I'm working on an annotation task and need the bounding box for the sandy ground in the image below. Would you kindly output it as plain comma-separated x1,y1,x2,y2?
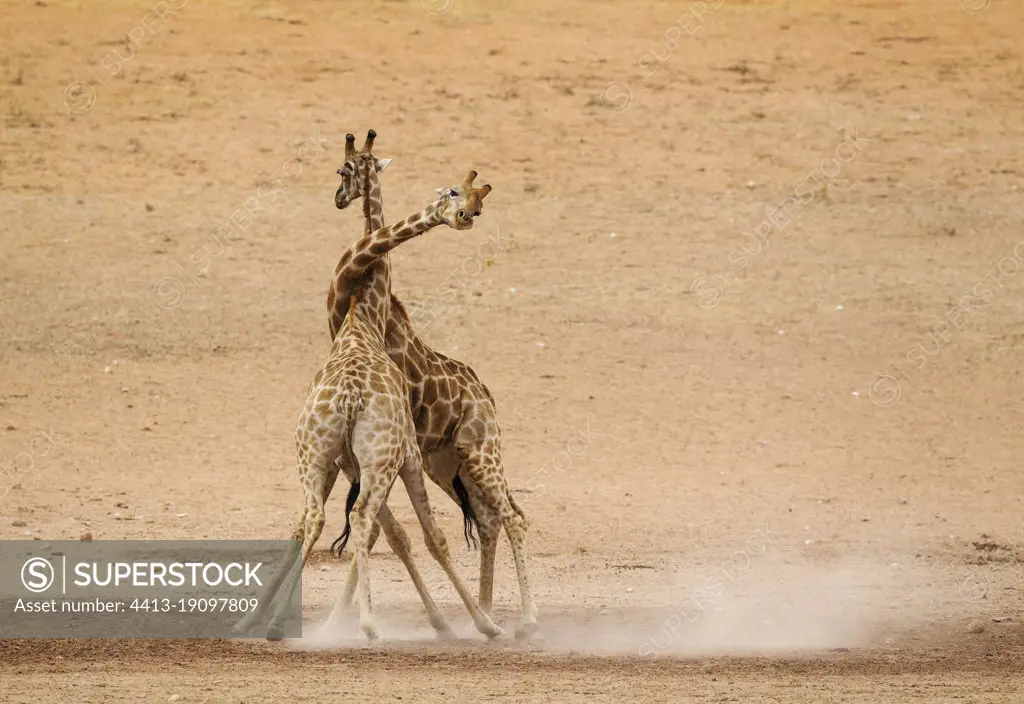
1,0,1023,700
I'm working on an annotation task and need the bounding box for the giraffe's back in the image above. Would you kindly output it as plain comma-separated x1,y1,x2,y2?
384,296,500,454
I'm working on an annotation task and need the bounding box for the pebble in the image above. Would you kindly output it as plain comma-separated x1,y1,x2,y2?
80,531,93,541
11,520,27,527
966,619,985,634
169,696,182,702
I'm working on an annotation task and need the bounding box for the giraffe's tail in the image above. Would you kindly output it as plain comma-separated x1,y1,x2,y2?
330,390,363,558
452,471,480,550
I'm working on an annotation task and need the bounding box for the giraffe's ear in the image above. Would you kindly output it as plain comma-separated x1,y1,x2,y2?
375,158,392,173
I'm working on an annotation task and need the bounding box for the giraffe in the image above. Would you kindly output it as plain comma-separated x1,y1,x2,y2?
324,130,539,638
232,172,503,642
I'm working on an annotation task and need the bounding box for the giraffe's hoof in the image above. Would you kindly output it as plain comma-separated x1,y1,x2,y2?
265,623,286,641
362,624,381,641
434,625,458,642
480,621,505,640
514,622,539,640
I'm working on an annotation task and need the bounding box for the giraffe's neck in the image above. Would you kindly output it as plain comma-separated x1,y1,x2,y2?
348,203,448,342
363,169,385,234
347,168,391,341
370,199,449,252
328,194,449,340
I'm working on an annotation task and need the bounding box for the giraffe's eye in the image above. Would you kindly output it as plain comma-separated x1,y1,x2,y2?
449,189,458,197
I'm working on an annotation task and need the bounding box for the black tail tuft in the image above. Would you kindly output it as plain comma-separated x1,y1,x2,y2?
331,480,361,558
452,472,480,550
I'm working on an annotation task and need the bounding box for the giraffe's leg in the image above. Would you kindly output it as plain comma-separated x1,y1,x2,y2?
348,466,392,641
266,473,330,639
459,449,539,638
422,452,499,613
230,509,305,636
399,455,504,639
472,495,502,617
338,516,381,612
333,457,383,558
319,461,395,634
240,448,344,638
322,503,455,639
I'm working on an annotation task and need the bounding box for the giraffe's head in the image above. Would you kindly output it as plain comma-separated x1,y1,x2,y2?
334,129,392,210
435,170,493,230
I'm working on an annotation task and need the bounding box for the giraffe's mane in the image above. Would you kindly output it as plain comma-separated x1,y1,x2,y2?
343,284,370,331
389,293,410,322
360,162,373,224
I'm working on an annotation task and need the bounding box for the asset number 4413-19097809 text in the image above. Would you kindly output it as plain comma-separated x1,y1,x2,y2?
129,597,258,613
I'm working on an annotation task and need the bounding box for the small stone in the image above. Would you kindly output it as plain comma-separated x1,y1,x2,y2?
835,305,843,310
625,587,633,593
898,498,908,505
103,366,112,373
966,619,985,634
5,424,16,431
80,531,93,541
992,616,1012,623
11,520,27,527
319,566,329,572
168,696,181,703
